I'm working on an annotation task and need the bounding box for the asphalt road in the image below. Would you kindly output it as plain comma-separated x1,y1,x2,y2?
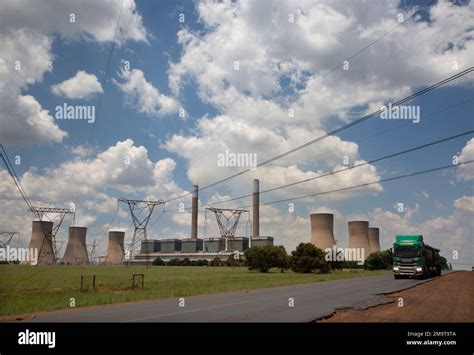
23,273,433,322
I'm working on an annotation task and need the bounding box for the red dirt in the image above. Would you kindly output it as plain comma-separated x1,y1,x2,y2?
320,271,473,322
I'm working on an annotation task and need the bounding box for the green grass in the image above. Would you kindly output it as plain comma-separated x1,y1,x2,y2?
0,265,389,316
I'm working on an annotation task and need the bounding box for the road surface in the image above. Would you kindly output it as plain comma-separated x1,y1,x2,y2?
20,273,435,322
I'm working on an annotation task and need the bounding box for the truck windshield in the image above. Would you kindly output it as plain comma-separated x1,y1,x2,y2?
394,245,420,257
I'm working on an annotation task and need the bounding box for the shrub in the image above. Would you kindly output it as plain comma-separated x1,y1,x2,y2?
167,258,181,266
152,257,166,266
182,258,191,266
365,250,392,270
210,257,222,267
289,243,329,273
244,245,289,273
226,254,243,267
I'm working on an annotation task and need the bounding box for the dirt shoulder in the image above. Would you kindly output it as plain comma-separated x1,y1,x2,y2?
319,271,473,322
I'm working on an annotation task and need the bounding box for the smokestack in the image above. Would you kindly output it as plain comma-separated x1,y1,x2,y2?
191,185,198,239
348,221,371,261
368,227,381,254
106,231,125,265
26,221,55,264
310,213,336,251
62,227,89,264
252,179,259,239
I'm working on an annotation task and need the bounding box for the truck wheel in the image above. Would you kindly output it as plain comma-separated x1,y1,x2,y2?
394,274,400,279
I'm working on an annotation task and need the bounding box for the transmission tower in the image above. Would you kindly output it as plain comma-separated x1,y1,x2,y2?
119,198,164,267
206,207,249,252
30,207,75,264
87,239,100,265
0,231,18,249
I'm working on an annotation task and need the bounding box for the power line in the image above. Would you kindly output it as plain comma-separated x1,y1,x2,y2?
149,96,474,226
181,160,474,213
84,0,124,162
151,129,473,217
0,147,33,211
245,160,474,209
162,67,474,205
167,4,429,184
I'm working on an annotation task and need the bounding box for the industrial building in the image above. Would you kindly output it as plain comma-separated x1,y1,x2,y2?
251,236,274,247
140,239,161,253
160,239,182,253
310,213,336,251
347,221,371,261
62,226,89,264
181,238,203,253
131,180,273,264
106,231,125,265
368,227,381,254
26,221,55,265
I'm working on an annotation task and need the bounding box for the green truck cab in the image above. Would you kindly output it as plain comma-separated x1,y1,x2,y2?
392,235,442,279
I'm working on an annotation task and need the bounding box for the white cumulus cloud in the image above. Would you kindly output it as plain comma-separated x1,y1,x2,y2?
51,71,103,99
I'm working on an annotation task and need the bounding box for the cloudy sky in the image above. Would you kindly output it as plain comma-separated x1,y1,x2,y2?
0,0,472,269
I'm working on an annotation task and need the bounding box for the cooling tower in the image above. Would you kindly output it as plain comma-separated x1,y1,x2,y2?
348,221,371,261
310,213,336,251
368,227,381,254
62,226,89,264
191,185,198,239
253,179,259,239
106,231,125,265
26,221,55,264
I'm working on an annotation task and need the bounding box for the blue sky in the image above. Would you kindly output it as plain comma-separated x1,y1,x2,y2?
0,0,472,269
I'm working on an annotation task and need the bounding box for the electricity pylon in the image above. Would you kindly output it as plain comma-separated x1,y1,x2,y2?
206,207,249,252
119,198,164,267
30,206,75,264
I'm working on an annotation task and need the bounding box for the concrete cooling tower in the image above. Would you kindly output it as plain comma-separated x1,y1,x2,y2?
368,227,381,254
348,221,371,261
310,213,336,251
25,221,55,264
106,231,125,265
62,226,89,264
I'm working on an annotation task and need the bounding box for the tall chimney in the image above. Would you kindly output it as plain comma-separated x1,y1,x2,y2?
253,179,259,239
191,185,198,239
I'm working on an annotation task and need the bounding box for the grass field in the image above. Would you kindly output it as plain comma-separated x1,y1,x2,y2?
0,265,389,317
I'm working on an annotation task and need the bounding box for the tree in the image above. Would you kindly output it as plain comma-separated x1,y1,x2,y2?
289,243,329,273
182,258,191,266
244,245,289,273
365,250,392,270
210,257,222,267
440,256,449,270
152,257,166,266
167,258,181,266
226,254,243,267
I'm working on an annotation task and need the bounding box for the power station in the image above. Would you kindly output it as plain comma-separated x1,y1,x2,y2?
106,231,125,265
368,227,381,254
310,213,336,251
348,221,371,261
62,227,89,264
20,177,383,265
26,221,55,265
